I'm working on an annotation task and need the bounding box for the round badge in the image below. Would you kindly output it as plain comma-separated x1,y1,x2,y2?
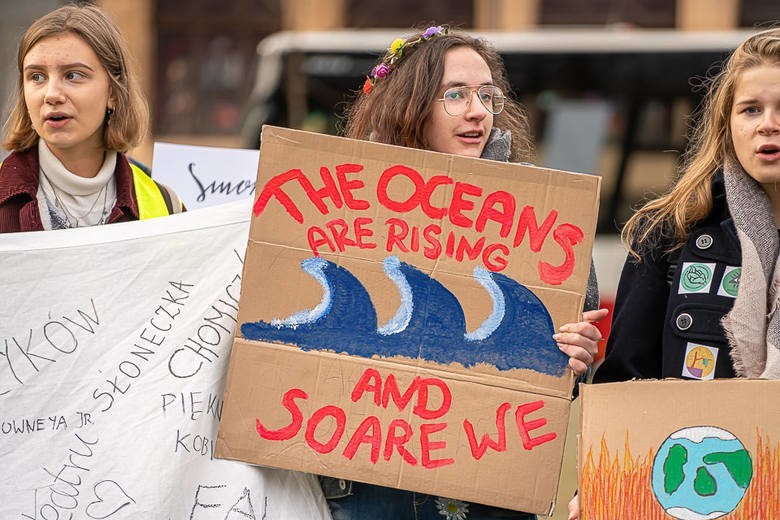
684,345,716,379
680,264,712,292
721,268,741,297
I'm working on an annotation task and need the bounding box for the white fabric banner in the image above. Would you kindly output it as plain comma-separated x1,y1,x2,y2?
0,200,331,520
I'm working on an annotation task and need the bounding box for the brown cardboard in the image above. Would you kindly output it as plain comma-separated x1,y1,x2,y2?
216,126,601,514
579,379,780,519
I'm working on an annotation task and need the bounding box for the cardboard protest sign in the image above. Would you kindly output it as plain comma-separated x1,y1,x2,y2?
0,201,330,520
579,379,780,519
151,142,259,209
215,126,601,514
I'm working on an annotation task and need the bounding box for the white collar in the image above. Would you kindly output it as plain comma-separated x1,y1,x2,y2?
38,140,117,196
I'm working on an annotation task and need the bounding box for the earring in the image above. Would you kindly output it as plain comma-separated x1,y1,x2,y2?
106,107,114,121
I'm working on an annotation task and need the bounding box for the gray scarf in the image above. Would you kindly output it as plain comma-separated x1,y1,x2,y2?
481,127,512,162
721,158,780,379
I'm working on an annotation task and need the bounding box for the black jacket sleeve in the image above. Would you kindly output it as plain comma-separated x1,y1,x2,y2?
592,247,670,382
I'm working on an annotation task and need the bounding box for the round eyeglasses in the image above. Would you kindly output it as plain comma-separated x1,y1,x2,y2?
436,85,505,116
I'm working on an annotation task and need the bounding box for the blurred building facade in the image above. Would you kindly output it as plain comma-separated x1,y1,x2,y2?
116,0,779,142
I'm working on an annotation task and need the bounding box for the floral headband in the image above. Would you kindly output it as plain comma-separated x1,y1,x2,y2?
363,25,448,94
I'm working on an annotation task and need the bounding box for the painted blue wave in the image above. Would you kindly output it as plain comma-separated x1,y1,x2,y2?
241,257,379,356
241,256,568,376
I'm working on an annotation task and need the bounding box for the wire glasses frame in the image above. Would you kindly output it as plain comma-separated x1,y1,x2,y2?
436,85,505,116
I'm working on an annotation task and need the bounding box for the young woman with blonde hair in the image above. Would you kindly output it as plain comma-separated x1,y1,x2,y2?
596,27,780,384
0,3,180,233
572,24,780,520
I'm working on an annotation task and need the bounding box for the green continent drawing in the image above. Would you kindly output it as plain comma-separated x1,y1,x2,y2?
703,449,753,488
694,467,717,496
663,443,688,494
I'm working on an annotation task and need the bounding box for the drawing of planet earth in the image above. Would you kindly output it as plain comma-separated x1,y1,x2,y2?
651,426,752,520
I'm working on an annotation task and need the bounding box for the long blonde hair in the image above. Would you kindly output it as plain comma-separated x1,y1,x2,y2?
4,3,148,153
343,27,533,163
624,27,780,260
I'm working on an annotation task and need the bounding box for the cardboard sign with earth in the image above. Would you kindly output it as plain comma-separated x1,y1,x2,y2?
215,126,601,514
579,379,780,519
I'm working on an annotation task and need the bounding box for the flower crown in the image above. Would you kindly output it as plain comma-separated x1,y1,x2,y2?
363,25,448,94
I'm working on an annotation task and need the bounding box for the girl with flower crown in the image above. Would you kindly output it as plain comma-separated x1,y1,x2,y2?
321,25,608,520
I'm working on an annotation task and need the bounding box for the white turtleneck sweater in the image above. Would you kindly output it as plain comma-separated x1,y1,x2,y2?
36,141,118,229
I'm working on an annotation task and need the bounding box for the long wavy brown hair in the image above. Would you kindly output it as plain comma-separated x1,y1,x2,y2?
4,3,149,153
342,27,533,163
624,27,780,260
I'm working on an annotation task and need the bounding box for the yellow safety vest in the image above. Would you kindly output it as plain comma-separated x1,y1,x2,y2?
130,163,180,219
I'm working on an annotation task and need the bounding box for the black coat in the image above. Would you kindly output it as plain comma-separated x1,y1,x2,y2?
594,172,739,382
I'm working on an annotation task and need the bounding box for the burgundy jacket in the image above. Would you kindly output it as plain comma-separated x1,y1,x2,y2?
0,147,141,233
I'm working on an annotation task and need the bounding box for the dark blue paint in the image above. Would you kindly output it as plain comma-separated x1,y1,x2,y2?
240,257,567,376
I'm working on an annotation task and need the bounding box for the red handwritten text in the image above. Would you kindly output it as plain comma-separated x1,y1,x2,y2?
255,368,557,468
253,162,583,284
